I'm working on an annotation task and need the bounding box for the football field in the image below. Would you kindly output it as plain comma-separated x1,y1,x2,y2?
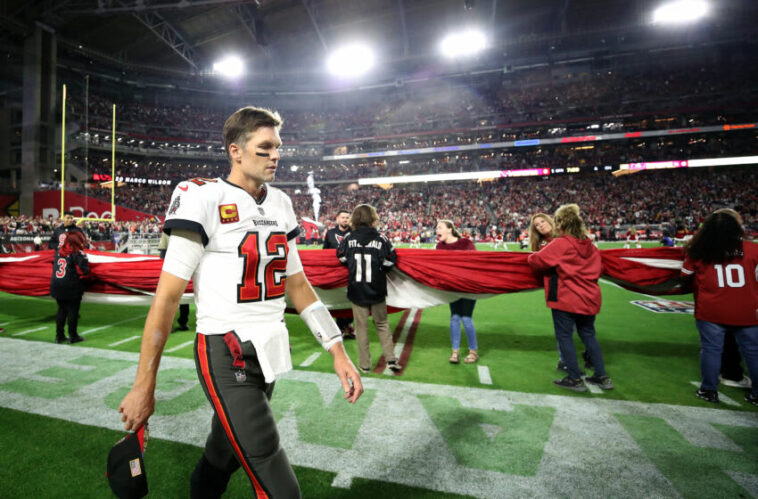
0,244,757,498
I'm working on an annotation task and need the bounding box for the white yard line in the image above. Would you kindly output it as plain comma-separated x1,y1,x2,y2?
477,365,493,385
689,381,740,407
583,379,604,394
12,326,49,336
166,340,194,353
331,471,353,489
383,308,418,375
300,352,322,367
80,315,146,336
109,335,141,347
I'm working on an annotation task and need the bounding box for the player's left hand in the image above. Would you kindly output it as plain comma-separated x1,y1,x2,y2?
330,344,363,403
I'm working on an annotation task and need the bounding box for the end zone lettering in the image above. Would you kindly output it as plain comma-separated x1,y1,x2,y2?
631,299,694,314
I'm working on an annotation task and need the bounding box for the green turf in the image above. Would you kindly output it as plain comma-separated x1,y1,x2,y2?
0,407,469,499
0,266,754,409
1,242,757,497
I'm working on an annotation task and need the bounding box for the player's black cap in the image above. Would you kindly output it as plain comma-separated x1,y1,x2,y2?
106,424,148,499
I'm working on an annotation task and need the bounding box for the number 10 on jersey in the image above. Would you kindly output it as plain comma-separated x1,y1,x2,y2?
237,231,288,302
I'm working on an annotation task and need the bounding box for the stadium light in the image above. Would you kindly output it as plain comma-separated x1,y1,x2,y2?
652,0,709,24
212,55,245,79
327,43,375,78
440,29,486,58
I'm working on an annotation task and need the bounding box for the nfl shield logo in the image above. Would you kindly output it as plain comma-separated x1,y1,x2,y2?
168,196,181,215
235,370,246,383
258,207,265,216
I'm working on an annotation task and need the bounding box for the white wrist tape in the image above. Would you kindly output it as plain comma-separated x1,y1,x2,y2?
300,301,343,351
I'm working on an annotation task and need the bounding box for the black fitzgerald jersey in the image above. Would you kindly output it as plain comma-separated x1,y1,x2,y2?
336,227,397,306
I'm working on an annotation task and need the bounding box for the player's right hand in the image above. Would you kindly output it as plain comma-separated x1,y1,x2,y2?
118,387,155,431
331,348,364,404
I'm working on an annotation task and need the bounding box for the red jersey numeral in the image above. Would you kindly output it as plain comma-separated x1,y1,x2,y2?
55,258,67,278
237,232,289,303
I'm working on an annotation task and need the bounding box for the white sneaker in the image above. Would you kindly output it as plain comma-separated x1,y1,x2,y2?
719,375,752,389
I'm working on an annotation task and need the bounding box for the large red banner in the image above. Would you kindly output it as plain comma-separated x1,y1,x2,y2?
33,191,161,222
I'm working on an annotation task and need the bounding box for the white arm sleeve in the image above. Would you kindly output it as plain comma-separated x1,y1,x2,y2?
299,300,343,351
286,238,303,276
162,229,204,281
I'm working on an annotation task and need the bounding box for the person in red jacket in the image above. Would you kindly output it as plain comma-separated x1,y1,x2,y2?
436,219,479,364
528,204,613,392
528,212,595,373
681,209,758,406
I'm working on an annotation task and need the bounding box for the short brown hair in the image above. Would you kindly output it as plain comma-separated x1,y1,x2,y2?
223,106,283,161
554,204,588,239
350,204,379,229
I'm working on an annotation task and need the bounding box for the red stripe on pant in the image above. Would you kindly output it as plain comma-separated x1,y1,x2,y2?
197,334,269,499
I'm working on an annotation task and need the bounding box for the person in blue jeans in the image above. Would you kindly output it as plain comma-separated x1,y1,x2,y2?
436,220,479,364
680,209,758,406
528,204,613,392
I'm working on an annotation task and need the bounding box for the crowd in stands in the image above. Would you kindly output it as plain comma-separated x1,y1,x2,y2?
76,129,757,187
283,166,756,241
1,215,162,242
6,164,757,250
66,62,758,146
18,57,756,248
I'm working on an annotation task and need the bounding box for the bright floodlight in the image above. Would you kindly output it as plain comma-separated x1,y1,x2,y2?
440,29,486,58
652,0,709,24
327,43,375,78
213,55,245,78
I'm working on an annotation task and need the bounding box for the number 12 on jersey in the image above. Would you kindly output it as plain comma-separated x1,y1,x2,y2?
237,231,288,302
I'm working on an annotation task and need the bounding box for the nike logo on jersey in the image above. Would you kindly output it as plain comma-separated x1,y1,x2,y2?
178,184,189,191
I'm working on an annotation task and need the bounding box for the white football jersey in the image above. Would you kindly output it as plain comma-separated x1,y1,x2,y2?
164,177,300,334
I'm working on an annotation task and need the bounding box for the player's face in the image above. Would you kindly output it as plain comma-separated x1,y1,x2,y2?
336,212,349,229
230,126,282,186
63,214,74,226
534,217,552,236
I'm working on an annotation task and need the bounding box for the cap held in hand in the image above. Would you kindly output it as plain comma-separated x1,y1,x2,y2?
106,424,148,499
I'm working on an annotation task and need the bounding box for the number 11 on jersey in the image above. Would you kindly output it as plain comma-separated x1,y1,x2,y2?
354,253,372,283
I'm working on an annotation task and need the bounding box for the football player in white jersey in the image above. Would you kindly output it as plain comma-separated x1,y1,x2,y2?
118,107,363,498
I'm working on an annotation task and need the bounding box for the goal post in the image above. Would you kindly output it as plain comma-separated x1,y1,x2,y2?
59,83,117,223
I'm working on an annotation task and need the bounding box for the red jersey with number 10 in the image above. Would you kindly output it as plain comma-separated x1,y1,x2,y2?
681,241,758,325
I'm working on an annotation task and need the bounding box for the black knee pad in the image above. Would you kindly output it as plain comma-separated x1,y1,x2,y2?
190,454,235,499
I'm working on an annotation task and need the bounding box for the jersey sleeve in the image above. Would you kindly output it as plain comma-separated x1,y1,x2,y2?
322,229,335,249
281,193,301,241
163,180,215,245
680,255,695,277
75,252,90,276
336,235,349,265
381,235,397,270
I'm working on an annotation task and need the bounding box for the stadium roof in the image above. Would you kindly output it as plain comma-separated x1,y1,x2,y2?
1,0,757,89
